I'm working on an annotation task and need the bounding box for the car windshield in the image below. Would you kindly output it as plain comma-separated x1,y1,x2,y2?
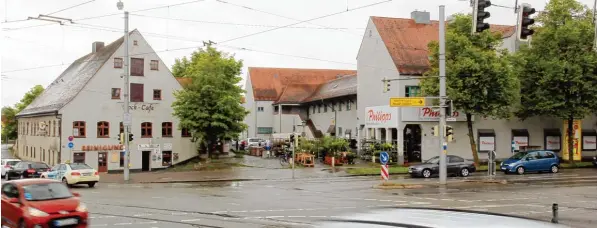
22,183,72,201
6,161,20,166
510,152,528,160
249,139,260,142
30,163,49,169
424,157,440,164
69,164,92,170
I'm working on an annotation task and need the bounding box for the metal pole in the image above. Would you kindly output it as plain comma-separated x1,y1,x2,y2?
551,203,559,223
593,0,597,52
438,5,447,185
123,11,131,181
292,136,295,179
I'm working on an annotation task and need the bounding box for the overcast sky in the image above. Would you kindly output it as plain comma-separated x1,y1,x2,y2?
1,0,595,107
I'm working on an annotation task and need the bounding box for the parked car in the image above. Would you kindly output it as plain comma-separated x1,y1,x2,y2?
4,161,50,180
1,158,21,178
500,150,560,175
316,207,568,228
1,179,88,228
41,163,100,188
592,156,597,167
247,138,263,147
408,155,476,178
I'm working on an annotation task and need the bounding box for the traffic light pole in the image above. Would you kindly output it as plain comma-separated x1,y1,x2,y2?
123,11,131,182
438,5,448,185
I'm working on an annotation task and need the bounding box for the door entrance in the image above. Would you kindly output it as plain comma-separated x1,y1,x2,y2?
97,152,108,172
141,151,151,171
403,124,422,163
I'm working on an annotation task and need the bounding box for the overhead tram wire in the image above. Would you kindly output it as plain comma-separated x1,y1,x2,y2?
2,0,208,31
3,0,400,73
45,0,97,16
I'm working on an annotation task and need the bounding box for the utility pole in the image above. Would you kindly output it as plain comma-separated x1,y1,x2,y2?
118,0,131,181
438,5,448,185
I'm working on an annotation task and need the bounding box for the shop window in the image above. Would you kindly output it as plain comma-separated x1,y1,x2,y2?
324,104,328,112
162,122,173,137
131,58,144,76
73,153,85,163
312,106,315,114
114,58,123,68
405,86,421,97
257,107,264,112
544,129,561,151
181,127,191,137
258,127,273,134
97,121,110,138
130,83,144,102
120,151,125,167
111,88,121,99
478,129,496,152
338,102,343,111
150,60,159,71
512,129,529,152
162,151,172,166
42,149,45,162
581,130,597,151
73,121,86,138
331,103,335,112
141,122,152,138
318,104,321,113
120,122,124,133
153,89,162,100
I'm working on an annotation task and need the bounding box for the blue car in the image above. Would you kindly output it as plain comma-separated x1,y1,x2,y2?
500,150,560,175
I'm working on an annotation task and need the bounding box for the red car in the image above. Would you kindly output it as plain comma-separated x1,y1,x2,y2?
1,179,88,228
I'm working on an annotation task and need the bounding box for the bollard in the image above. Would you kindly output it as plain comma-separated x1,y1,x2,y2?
551,203,559,224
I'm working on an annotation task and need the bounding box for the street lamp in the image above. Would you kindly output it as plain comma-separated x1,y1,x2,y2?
117,0,124,10
118,0,131,181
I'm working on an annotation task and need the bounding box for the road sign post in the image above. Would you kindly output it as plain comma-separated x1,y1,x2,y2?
389,97,426,107
67,136,74,163
380,151,390,181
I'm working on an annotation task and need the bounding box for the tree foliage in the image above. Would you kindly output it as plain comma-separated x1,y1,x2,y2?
514,0,597,163
171,57,191,78
1,85,45,142
171,46,248,156
419,14,519,165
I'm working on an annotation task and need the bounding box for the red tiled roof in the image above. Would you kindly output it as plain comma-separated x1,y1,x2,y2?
248,67,356,101
371,17,516,75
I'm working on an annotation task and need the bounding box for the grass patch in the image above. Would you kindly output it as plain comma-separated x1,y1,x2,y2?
345,166,409,175
166,157,249,172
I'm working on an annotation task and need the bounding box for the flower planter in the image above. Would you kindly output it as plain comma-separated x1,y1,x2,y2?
324,156,343,166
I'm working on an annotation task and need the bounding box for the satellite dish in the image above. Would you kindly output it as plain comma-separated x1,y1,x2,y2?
39,122,47,130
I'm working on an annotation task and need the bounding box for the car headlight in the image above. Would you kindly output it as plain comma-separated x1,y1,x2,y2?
28,207,49,217
76,203,87,212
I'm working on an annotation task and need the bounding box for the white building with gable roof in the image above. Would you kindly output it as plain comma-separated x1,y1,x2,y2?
16,30,196,173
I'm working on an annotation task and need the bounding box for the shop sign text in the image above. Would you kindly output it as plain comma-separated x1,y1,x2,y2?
82,144,124,151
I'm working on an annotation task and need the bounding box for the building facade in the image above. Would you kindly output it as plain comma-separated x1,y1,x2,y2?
242,11,597,162
16,30,196,172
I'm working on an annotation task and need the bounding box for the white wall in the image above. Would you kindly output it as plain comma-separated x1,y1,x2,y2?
17,116,61,166
242,74,255,139
57,31,196,171
308,99,357,138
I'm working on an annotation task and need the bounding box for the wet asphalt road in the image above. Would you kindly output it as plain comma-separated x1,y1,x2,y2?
1,144,15,159
66,170,597,228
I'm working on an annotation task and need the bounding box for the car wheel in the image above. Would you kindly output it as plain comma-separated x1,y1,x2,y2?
516,166,525,175
550,165,559,173
422,169,432,178
62,178,71,187
18,219,25,228
460,168,470,177
20,174,24,179
88,182,96,188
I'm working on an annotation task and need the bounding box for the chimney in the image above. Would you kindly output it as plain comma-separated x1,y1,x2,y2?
411,10,431,24
92,41,105,53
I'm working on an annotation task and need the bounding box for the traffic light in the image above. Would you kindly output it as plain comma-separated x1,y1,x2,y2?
517,3,536,41
118,133,124,145
445,126,454,142
128,133,134,142
472,0,492,34
445,100,453,117
382,77,390,93
295,135,300,147
290,134,295,144
431,125,439,137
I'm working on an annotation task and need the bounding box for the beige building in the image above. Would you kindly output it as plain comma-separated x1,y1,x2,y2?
16,30,196,173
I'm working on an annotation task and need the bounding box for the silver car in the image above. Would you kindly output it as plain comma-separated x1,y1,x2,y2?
317,208,568,228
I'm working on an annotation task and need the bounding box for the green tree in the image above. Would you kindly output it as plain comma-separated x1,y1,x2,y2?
15,85,44,111
419,14,519,166
1,85,45,142
171,56,191,78
514,0,597,165
171,46,248,157
1,106,18,142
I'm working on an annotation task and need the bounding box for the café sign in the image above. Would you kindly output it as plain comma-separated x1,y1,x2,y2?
401,107,468,122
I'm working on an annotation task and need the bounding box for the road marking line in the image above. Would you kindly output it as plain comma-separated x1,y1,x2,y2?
172,212,188,215
90,225,107,227
287,216,306,218
364,199,377,201
133,214,152,217
265,216,285,218
309,216,328,218
230,210,247,213
114,222,132,225
137,221,158,224
151,196,165,199
181,219,201,222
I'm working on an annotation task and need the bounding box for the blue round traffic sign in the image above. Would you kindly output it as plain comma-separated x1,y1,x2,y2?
67,142,74,149
380,151,389,165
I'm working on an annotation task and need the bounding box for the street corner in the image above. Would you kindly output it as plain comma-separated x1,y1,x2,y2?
373,181,427,189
